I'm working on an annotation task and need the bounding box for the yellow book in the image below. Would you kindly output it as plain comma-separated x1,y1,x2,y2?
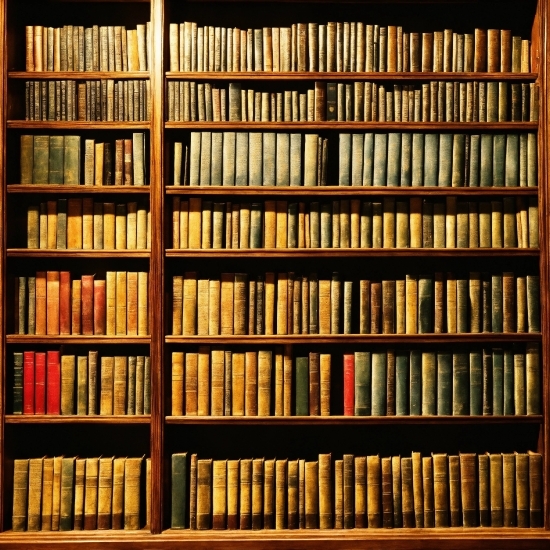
100,356,114,415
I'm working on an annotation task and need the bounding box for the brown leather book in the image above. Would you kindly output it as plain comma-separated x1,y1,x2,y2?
354,456,366,527
36,271,47,335
97,457,114,529
304,461,319,529
245,351,258,416
126,271,138,335
220,273,234,335
240,459,252,529
84,457,99,530
231,352,245,416
197,347,210,416
81,274,94,335
227,459,240,530
422,456,435,527
502,271,516,332
370,281,381,334
115,271,127,335
113,356,127,415
264,458,275,529
124,457,142,530
212,460,227,529
367,455,381,528
211,349,224,416
171,352,184,416
319,278,331,334
93,280,106,335
251,458,264,530
185,352,198,415
382,457,393,528
106,272,116,335
433,453,449,527
46,271,60,335
59,271,71,335
258,350,272,416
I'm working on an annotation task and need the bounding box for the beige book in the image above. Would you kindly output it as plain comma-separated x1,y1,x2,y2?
213,460,227,529
114,356,127,414
185,353,198,415
84,458,99,530
232,352,245,415
265,273,275,335
98,457,114,529
103,203,115,249
334,459,343,528
41,457,54,530
258,350,272,416
275,201,288,248
112,458,126,530
264,458,275,529
396,279,406,334
275,349,284,416
72,280,82,334
405,275,418,334
126,202,137,249
183,272,197,335
197,279,209,335
234,274,247,335
409,197,422,247
351,199,360,248
47,201,57,249
245,351,258,416
276,459,287,529
100,356,114,414
82,198,93,250
95,143,104,186
172,351,184,416
61,355,75,415
305,461,319,528
73,458,86,530
124,457,142,530
211,349,224,415
137,207,148,250
189,197,202,249
446,197,457,248
252,459,264,529
198,347,210,415
319,454,332,529
319,279,331,334
277,273,288,334
220,273,234,334
27,457,44,531
51,456,63,530
106,271,116,335
116,271,127,335
367,455,381,528
264,200,276,248
283,347,292,416
355,456,367,528
126,271,138,335
227,460,240,530
115,205,127,249
208,279,220,334
446,274,457,333
67,198,83,249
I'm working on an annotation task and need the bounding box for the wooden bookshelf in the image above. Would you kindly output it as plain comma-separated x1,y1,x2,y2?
0,0,548,546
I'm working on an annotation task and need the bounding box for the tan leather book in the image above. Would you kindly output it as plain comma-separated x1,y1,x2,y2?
40,457,54,530
285,459,298,529
381,457,393,528
208,280,220,335
332,459,343,529
320,354,331,416
274,458,287,530
46,271,60,335
245,351,258,416
409,197,422,247
185,352,198,415
172,276,183,335
276,201,288,248
126,271,138,336
212,460,227,529
515,452,529,527
103,203,115,249
137,206,148,250
106,271,116,335
489,453,504,527
124,457,142,530
137,275,148,331
318,278,331,334
274,349,283,416
82,198,93,250
12,459,28,532
51,456,63,530
234,273,247,335
189,454,197,529
395,279,406,334
298,459,306,528
359,279,370,333
47,201,57,249
197,279,209,335
366,455,381,528
264,201,276,248
27,457,43,531
83,457,99,530
98,457,114,529
411,452,424,527
422,456,435,527
251,458,264,530
60,355,75,415
432,453,449,527
188,197,201,249
100,356,114,415
227,459,240,530
283,346,292,416
73,458,85,530
403,274,418,334
183,272,197,335
263,458,275,529
66,198,83,249
70,280,81,335
353,456,366,528
220,273,234,334
211,349,224,416
343,454,354,528
304,461,319,529
115,204,127,249
446,273,457,333
502,272,516,332
112,457,126,530
276,273,288,334
231,352,245,415
145,458,151,530
113,356,127,415
197,346,210,416
125,202,137,250
502,453,516,527
445,197,457,248
115,271,127,335
401,457,414,527
258,350,272,416
316,454,332,529
265,272,275,335
240,459,252,529
172,352,184,416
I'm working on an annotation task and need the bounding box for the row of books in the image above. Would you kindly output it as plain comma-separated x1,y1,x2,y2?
182,132,538,188
169,23,531,73
171,272,540,336
170,451,543,530
171,196,539,250
166,80,538,123
13,456,149,531
170,345,540,417
20,134,147,186
26,199,150,250
25,24,150,72
14,351,151,416
25,80,150,122
15,271,149,336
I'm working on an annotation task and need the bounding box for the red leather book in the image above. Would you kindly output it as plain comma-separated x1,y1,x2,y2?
23,351,35,414
34,351,46,414
59,271,71,335
35,271,47,335
343,353,355,416
46,350,60,414
93,280,106,335
81,275,95,335
46,271,60,335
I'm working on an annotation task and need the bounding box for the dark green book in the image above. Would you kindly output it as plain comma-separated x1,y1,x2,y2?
491,275,503,332
400,132,412,187
482,349,493,415
438,133,452,187
482,273,491,332
287,202,298,248
59,457,75,531
526,275,540,333
326,83,337,121
422,200,433,248
351,134,364,187
451,134,465,187
63,135,81,185
527,132,537,187
354,351,371,416
309,202,320,248
235,132,249,186
468,135,480,187
104,142,113,185
505,134,519,186
171,452,188,528
526,342,541,415
456,278,468,333
492,349,503,415
13,352,23,414
295,356,309,415
437,352,452,415
372,351,387,416
423,133,439,187
48,135,65,184
418,276,433,333
309,274,319,334
421,352,436,415
452,352,469,415
33,135,50,184
211,132,223,186
480,134,493,187
503,349,514,415
395,351,409,416
411,133,425,186
469,351,482,415
256,276,264,335
387,133,401,187
373,133,388,187
409,350,421,415
362,133,374,186
289,134,302,187
56,198,67,249
320,202,331,248
492,134,506,186
20,135,34,184
250,203,262,248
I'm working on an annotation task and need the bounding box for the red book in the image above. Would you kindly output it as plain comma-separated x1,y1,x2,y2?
23,351,35,414
93,280,106,335
343,353,355,416
81,275,94,335
34,352,46,414
59,271,71,335
46,351,60,414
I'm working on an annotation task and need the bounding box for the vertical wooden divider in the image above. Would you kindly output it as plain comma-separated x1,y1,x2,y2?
150,0,165,535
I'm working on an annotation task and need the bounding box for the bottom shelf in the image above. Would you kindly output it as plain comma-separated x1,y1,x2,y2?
0,528,548,549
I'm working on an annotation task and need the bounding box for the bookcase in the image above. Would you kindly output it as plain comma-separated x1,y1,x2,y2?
1,0,549,547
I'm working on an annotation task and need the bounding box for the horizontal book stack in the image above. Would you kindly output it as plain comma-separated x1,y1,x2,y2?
25,24,151,72
171,450,543,529
171,271,540,336
26,199,150,250
180,132,328,187
25,79,150,122
169,23,531,73
166,80,538,123
19,134,147,186
13,351,151,416
15,271,149,336
339,132,538,187
171,196,539,250
171,348,331,416
343,345,540,417
13,456,149,532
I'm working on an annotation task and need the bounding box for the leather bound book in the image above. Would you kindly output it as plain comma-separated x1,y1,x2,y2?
343,454,354,529
115,271,128,335
93,280,106,335
263,458,275,529
422,456,435,527
84,457,99,530
46,271,60,335
401,457,414,527
367,455,381,528
124,457,143,530
528,451,543,527
515,452,529,527
304,461,319,529
226,459,239,530
97,457,114,530
126,271,138,335
100,356,114,415
59,271,71,335
211,349,224,416
12,459,29,532
213,460,227,529
81,274,94,335
432,453,449,527
23,351,35,414
334,459,343,529
60,355,75,415
240,458,252,529
47,351,61,414
27,457,43,531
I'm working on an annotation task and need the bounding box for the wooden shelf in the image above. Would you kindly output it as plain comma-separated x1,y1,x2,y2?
7,121,150,130
6,335,151,344
7,249,150,258
5,415,150,424
165,334,542,345
166,71,539,82
8,185,150,194
9,71,149,80
165,248,539,258
165,186,539,196
166,121,538,131
166,415,544,425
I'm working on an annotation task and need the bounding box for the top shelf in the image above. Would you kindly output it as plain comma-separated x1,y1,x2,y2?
9,72,149,80
165,71,539,81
